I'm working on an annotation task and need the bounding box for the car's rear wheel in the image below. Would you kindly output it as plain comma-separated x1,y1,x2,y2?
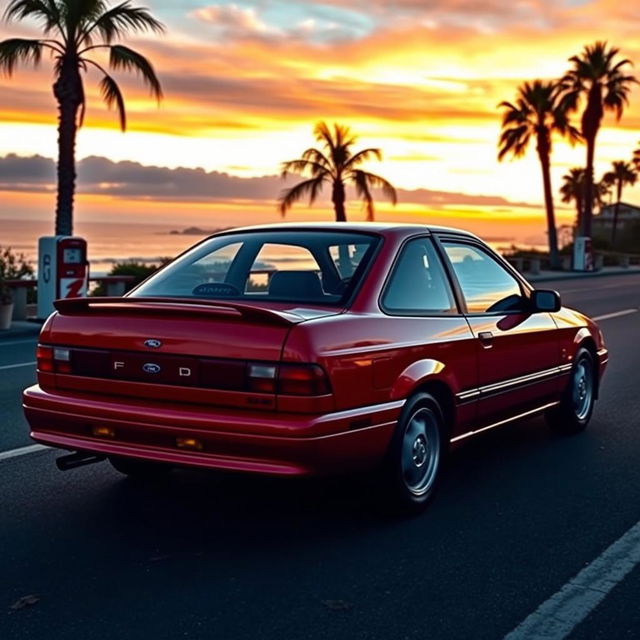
109,456,171,479
381,392,445,514
546,347,596,435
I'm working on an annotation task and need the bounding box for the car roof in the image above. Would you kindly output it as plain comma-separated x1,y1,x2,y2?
215,221,482,241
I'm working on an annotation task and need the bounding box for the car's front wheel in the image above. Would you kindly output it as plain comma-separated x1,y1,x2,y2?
381,392,445,514
546,347,596,435
109,456,171,479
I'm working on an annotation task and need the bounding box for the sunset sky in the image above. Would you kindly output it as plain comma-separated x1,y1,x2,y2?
2,0,640,246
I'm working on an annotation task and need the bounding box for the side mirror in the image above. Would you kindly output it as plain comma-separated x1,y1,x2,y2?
531,289,561,313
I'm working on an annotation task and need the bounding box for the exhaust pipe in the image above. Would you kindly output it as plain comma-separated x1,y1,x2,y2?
56,451,106,471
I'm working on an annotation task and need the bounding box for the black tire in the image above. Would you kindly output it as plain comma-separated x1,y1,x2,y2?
546,347,596,435
109,456,171,480
380,392,446,514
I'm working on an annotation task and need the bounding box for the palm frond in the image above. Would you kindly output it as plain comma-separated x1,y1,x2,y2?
98,73,126,131
280,158,330,179
351,170,397,205
344,147,382,168
82,1,165,46
3,0,61,34
498,125,530,160
108,44,162,99
351,170,375,221
300,147,333,173
0,38,44,75
279,176,326,216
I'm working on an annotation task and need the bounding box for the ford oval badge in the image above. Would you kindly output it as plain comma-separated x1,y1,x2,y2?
144,339,162,348
143,363,161,374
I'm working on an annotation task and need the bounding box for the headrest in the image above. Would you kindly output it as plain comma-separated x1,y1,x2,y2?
269,270,324,299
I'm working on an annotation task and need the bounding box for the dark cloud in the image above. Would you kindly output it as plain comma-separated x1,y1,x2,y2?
0,153,537,209
159,71,496,123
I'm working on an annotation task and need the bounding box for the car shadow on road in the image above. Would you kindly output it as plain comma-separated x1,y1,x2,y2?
84,412,604,552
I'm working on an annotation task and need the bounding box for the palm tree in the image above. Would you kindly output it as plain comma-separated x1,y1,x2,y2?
602,160,637,245
0,0,164,236
633,143,640,172
560,168,586,229
498,80,579,269
560,41,636,238
279,121,397,222
559,167,611,231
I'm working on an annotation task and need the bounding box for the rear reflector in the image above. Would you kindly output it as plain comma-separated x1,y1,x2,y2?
176,437,203,451
92,426,116,438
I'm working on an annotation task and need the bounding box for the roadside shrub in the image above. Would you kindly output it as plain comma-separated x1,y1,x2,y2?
0,246,35,304
91,259,170,296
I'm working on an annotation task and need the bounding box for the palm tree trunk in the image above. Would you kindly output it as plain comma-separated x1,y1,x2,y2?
611,181,622,246
582,136,596,238
537,140,560,269
332,179,347,222
53,65,82,237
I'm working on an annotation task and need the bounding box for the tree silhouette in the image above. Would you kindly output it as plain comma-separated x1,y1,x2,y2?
603,160,637,245
560,41,636,237
280,121,397,222
560,167,610,232
0,0,165,236
498,80,579,269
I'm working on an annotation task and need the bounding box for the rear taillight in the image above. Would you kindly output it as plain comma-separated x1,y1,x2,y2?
37,345,72,373
53,347,72,374
247,363,277,393
247,362,330,396
36,344,331,396
36,345,54,372
278,364,330,396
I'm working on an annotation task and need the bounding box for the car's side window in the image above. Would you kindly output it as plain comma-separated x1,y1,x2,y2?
442,242,524,314
382,238,456,315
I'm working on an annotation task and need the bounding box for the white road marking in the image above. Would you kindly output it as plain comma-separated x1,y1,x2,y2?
0,361,36,371
0,444,49,462
592,309,638,322
504,519,640,639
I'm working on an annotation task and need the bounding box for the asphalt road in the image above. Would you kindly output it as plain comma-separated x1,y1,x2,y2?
1,273,639,640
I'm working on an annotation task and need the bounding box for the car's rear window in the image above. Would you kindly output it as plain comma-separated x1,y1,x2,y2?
131,230,381,306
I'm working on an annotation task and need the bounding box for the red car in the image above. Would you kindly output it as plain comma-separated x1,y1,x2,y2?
23,223,608,511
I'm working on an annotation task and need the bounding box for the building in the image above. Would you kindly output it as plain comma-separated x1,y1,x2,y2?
592,203,640,250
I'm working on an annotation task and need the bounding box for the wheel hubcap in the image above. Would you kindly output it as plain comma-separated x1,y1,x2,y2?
401,408,441,496
572,360,593,421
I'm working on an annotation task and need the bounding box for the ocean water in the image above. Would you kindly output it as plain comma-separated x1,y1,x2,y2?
0,219,211,275
1,217,544,277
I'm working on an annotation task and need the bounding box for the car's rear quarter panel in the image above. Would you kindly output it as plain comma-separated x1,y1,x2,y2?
283,314,478,437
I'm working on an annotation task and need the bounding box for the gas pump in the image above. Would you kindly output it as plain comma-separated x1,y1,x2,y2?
37,236,89,319
573,236,594,272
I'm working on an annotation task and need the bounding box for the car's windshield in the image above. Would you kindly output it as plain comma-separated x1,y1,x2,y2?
131,230,381,306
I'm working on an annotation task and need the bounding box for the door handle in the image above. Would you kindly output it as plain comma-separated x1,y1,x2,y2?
478,331,493,348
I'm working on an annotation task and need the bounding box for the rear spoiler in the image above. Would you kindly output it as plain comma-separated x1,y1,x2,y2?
53,296,306,326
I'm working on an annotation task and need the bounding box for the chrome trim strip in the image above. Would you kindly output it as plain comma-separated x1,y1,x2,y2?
480,367,559,395
455,365,564,404
313,399,405,424
456,390,481,403
450,401,560,443
309,421,397,440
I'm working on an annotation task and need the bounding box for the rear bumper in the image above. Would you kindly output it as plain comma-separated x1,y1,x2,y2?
23,385,401,476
